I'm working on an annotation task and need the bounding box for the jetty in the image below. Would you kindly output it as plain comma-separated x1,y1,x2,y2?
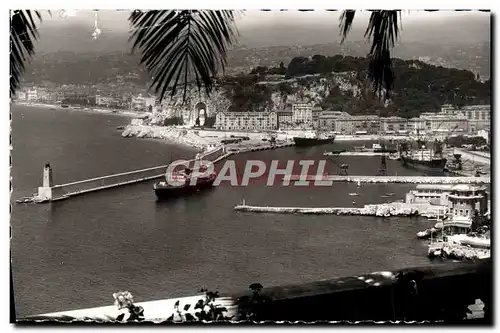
20,146,227,203
284,175,490,184
234,202,421,217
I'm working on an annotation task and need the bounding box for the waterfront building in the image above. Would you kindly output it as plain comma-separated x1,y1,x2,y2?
26,88,37,101
96,95,120,108
15,91,27,101
311,106,323,129
440,104,490,132
131,94,156,111
405,184,454,206
407,118,426,134
291,103,313,128
419,113,468,134
444,184,489,235
333,114,381,135
317,111,345,131
277,110,293,130
381,116,408,134
215,111,278,131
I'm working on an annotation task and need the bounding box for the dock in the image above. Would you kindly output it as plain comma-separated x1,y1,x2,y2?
283,175,490,184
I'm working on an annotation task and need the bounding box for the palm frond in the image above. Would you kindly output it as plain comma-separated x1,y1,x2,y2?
364,10,401,100
10,10,42,98
129,10,237,103
339,10,356,43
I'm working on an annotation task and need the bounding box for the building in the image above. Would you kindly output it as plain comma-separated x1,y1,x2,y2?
277,111,293,130
405,184,454,206
291,103,313,129
131,94,156,111
381,116,408,134
215,111,278,131
440,104,490,132
15,91,26,100
419,113,468,134
317,111,345,132
26,89,37,101
444,184,489,235
96,95,120,108
333,115,381,135
311,106,323,129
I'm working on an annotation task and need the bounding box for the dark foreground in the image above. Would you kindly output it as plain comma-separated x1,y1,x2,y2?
23,259,492,325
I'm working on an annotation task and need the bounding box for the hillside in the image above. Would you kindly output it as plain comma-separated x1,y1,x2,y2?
150,54,490,121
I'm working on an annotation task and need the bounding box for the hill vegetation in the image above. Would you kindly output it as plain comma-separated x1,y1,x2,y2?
221,54,490,118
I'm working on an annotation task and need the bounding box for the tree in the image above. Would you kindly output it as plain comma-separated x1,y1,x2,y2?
471,209,485,232
11,9,404,101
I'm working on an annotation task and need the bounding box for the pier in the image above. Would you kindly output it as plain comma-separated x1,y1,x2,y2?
284,175,490,184
28,146,226,203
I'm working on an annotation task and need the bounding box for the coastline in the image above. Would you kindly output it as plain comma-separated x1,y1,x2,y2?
13,102,149,119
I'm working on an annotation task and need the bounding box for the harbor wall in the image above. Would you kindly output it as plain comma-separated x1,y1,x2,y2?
285,175,490,184
234,202,445,217
50,146,227,200
25,260,491,323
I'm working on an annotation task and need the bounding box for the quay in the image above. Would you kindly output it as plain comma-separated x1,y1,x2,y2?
284,175,490,184
25,259,491,323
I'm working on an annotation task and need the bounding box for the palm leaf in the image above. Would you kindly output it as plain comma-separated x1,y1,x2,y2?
339,10,356,42
340,10,401,100
10,10,43,98
364,10,401,100
129,10,237,103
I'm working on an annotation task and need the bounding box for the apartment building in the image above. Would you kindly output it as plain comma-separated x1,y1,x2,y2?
291,103,313,128
215,111,278,131
440,104,490,132
419,113,469,134
277,111,293,130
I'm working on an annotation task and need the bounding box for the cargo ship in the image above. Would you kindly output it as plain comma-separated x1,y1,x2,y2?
293,131,335,147
154,164,217,199
399,137,447,172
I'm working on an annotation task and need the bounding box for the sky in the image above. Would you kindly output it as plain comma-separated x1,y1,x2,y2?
41,9,490,31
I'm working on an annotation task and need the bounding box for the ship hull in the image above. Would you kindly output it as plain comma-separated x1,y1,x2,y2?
154,177,216,199
293,137,335,147
400,155,447,172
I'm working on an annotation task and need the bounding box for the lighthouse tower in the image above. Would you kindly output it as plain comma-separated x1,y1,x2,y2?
37,163,54,201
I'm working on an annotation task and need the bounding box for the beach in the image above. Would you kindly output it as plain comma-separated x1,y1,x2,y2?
13,101,150,119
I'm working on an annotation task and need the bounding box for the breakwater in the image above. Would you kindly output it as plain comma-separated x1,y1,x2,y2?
230,142,295,153
25,260,491,323
22,146,226,203
284,175,490,184
234,203,420,217
429,243,490,261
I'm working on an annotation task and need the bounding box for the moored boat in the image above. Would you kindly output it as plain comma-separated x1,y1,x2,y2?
293,131,335,147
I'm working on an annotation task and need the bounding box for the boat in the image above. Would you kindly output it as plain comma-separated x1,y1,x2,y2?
399,136,447,172
357,180,361,187
385,192,395,196
323,149,346,155
348,193,359,196
153,164,217,199
293,131,335,147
